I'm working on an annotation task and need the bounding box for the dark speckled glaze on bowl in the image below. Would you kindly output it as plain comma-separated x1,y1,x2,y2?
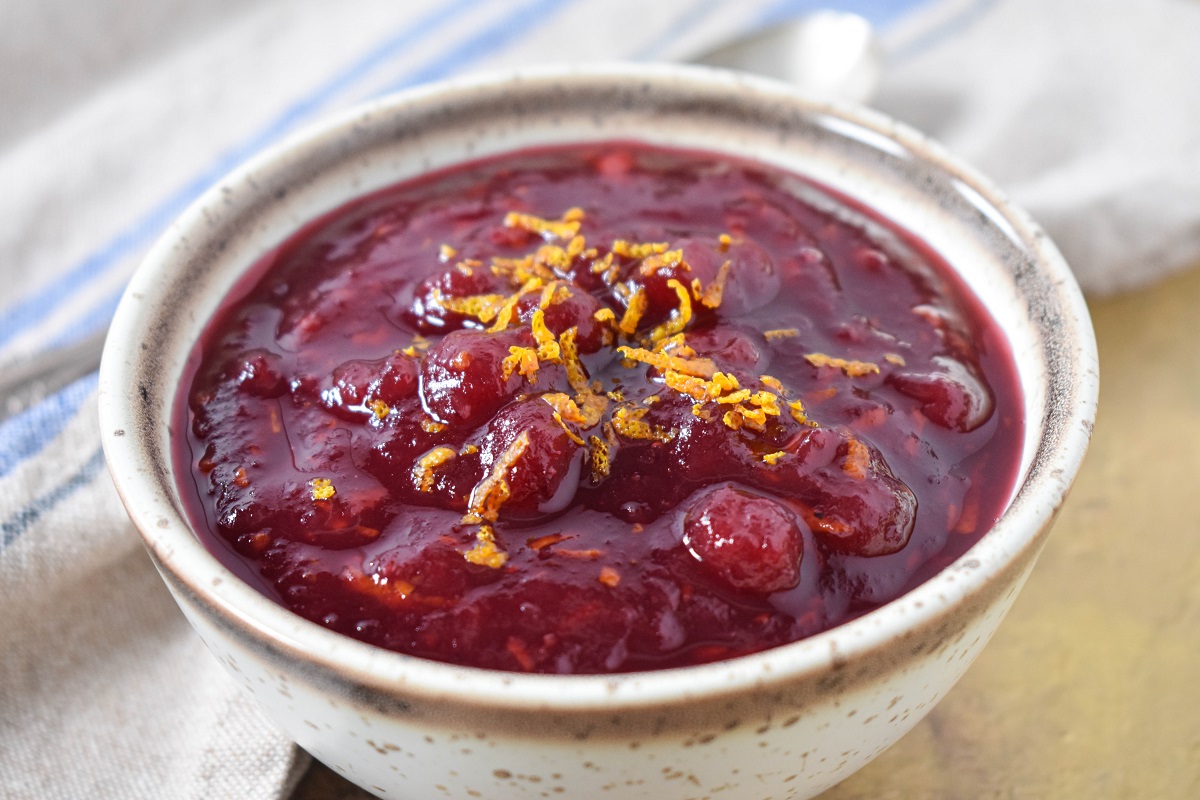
98,64,1098,800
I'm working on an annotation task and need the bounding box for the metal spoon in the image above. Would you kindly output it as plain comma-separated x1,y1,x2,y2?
690,10,882,104
0,11,882,424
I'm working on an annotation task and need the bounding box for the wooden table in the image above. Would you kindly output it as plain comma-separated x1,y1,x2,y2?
295,263,1200,799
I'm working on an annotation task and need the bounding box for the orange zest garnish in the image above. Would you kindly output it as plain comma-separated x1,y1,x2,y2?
527,532,571,551
618,285,648,335
431,287,507,323
598,566,621,587
843,437,871,480
530,309,561,362
542,392,608,429
503,207,584,240
463,430,530,524
647,278,693,343
420,416,446,434
763,328,800,342
587,434,611,482
805,352,880,377
502,345,541,383
412,446,457,493
788,399,815,427
611,405,673,443
463,524,508,568
309,477,336,501
368,399,391,419
612,240,669,260
616,345,716,379
692,260,730,309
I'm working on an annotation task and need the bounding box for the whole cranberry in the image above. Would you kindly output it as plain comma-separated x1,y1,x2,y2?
419,328,526,427
682,484,805,594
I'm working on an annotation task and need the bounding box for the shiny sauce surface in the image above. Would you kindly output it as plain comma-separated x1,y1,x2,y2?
175,143,1023,674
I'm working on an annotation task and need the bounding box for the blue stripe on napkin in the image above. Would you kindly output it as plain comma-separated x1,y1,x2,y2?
1,445,107,551
0,0,493,352
0,373,99,481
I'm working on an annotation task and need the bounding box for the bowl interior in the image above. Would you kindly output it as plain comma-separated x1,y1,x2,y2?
99,64,1096,708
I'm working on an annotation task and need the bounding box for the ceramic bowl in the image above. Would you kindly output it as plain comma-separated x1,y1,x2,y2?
98,64,1098,800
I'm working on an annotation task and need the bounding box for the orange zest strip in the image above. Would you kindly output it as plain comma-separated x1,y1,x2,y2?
616,345,716,379
763,328,800,342
692,260,730,309
486,277,544,333
430,287,507,323
530,309,561,362
618,286,648,335
805,352,880,377
463,524,508,569
647,278,693,343
412,446,457,493
613,240,669,259
502,346,541,383
463,430,530,524
611,405,674,443
309,477,336,501
527,532,571,551
843,437,871,480
587,434,611,482
598,566,621,587
503,207,584,240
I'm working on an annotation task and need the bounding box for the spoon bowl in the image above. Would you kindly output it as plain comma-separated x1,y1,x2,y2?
690,11,882,103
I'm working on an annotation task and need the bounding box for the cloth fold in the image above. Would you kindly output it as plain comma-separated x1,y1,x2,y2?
2,0,1196,797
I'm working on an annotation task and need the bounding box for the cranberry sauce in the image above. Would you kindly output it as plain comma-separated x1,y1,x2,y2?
175,142,1023,674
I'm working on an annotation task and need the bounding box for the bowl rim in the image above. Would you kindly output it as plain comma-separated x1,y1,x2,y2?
98,62,1098,715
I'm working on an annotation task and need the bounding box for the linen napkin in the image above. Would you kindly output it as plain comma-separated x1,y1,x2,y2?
2,0,1197,797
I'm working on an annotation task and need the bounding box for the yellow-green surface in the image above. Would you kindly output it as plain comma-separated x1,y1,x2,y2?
828,264,1200,795
295,264,1200,799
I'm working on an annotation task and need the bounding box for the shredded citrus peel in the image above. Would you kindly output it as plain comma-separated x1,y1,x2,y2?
463,524,508,568
611,405,674,443
309,478,336,501
420,416,446,434
529,309,561,362
410,208,843,564
486,277,543,333
504,207,584,240
463,430,529,525
612,240,669,259
692,260,730,309
843,437,871,480
412,446,457,493
646,279,692,342
763,328,799,342
502,346,541,383
805,352,880,377
616,345,716,379
431,287,507,322
587,434,611,482
637,249,684,276
598,566,621,587
367,399,390,419
618,286,648,335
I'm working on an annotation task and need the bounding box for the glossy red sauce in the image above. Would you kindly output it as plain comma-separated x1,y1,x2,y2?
175,142,1023,674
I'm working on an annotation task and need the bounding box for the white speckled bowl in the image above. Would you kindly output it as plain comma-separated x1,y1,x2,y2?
99,64,1097,800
